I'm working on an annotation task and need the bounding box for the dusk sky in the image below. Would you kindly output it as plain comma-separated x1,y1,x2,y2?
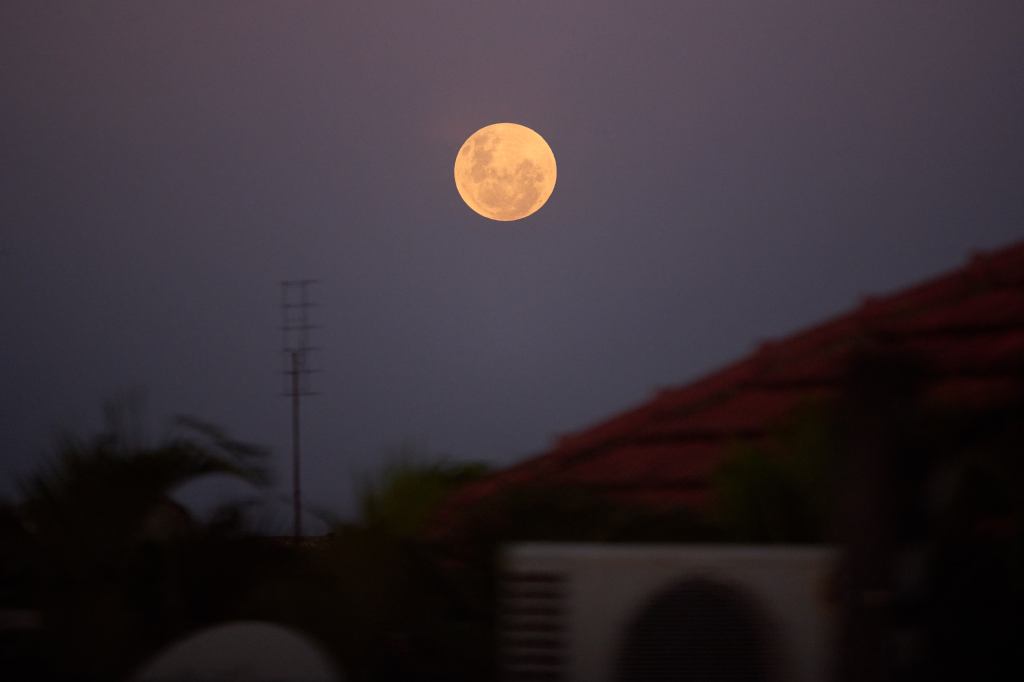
3,2,1023,527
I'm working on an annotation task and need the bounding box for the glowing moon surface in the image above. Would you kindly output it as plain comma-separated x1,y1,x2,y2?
454,122,557,221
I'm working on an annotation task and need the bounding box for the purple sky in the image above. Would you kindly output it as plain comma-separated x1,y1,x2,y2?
3,2,1023,527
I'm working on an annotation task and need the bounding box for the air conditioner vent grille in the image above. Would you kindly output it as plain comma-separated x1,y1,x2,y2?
616,577,778,682
501,571,567,682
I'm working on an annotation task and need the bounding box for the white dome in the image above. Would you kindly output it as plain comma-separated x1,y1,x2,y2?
131,620,340,682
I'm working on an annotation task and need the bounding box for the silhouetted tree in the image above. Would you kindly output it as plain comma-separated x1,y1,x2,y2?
355,456,491,540
2,409,272,680
831,349,1024,681
712,403,835,543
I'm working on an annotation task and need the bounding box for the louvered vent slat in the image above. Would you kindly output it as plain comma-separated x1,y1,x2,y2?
501,570,567,682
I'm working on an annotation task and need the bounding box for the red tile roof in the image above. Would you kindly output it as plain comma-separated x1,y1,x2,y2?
444,241,1024,521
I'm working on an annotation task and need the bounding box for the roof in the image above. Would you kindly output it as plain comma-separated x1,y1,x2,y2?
444,240,1024,519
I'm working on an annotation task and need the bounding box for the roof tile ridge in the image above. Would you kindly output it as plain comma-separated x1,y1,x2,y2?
725,240,1024,368
489,243,1024,483
857,241,1024,318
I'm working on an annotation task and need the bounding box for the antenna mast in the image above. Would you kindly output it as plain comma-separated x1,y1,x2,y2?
281,279,319,539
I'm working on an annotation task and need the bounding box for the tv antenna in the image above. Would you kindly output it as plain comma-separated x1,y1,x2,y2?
281,279,319,539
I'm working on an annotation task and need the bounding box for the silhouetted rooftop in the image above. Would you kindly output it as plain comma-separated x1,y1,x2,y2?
444,239,1024,517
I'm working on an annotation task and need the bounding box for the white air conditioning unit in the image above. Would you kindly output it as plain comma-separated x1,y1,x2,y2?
500,543,837,682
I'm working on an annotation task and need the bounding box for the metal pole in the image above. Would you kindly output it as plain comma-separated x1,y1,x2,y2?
281,279,318,541
291,350,302,539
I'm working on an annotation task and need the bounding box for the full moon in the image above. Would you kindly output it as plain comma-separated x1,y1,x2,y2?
454,122,557,221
